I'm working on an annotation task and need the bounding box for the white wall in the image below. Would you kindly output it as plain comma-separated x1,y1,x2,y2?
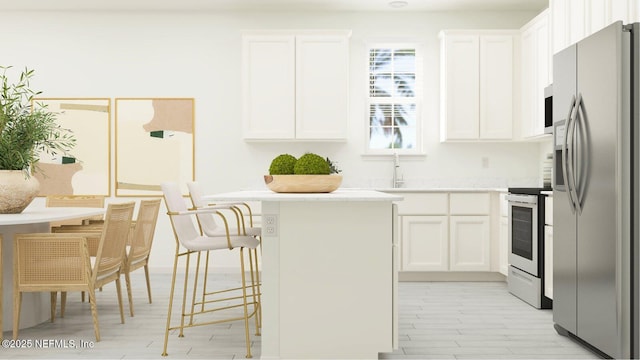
3,8,544,272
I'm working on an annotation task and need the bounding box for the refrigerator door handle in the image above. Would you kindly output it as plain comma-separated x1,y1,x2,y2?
563,95,578,213
575,93,589,214
567,97,581,214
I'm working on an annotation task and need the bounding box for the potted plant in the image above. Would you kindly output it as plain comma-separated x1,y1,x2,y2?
264,153,343,193
0,66,76,213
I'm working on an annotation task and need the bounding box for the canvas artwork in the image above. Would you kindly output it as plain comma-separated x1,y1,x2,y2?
115,98,194,196
33,98,111,196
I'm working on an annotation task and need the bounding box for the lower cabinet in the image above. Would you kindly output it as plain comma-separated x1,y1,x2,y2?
544,224,553,299
499,216,509,275
398,192,493,273
402,216,448,271
450,216,491,271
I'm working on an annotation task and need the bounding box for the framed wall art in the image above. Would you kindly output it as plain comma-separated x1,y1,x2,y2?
33,98,111,196
115,98,194,196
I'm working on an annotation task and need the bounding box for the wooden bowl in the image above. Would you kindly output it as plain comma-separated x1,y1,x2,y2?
264,175,342,193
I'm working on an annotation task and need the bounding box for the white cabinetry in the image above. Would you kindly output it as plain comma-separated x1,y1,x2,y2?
551,0,640,56
402,216,448,271
449,193,491,271
242,31,350,140
397,193,449,271
397,192,492,273
439,30,515,141
520,10,550,139
499,192,509,276
544,194,553,299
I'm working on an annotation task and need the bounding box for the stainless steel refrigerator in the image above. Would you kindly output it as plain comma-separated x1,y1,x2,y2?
552,21,639,359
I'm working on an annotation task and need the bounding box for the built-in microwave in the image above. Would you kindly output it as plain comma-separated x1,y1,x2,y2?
544,84,553,134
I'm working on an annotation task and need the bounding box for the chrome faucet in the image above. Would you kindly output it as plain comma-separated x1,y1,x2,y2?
392,153,404,188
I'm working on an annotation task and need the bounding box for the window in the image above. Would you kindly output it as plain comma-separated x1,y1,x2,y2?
367,45,421,153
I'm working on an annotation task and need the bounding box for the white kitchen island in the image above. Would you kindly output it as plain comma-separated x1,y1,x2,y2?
204,189,402,360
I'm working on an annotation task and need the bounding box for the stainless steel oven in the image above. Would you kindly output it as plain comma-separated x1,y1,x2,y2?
506,188,552,309
507,193,539,276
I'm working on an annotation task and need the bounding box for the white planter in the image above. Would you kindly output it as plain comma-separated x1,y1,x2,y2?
0,170,40,214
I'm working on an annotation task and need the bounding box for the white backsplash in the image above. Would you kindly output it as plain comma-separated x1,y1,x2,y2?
349,176,540,189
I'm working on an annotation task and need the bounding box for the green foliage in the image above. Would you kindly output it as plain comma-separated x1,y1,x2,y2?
0,66,76,175
269,154,297,175
293,153,331,175
326,157,341,174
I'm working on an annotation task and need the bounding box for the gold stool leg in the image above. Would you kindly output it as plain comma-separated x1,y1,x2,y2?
162,247,181,356
189,251,202,325
252,248,262,332
179,251,193,337
201,250,211,313
248,250,260,336
240,248,253,359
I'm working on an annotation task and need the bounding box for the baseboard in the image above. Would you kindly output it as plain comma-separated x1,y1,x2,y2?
399,271,507,282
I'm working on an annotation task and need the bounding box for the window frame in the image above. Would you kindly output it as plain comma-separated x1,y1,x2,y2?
364,41,424,156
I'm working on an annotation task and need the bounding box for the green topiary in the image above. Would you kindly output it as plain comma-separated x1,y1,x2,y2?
269,154,297,175
293,153,331,175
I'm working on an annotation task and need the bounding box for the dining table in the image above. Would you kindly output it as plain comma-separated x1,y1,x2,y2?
0,205,105,338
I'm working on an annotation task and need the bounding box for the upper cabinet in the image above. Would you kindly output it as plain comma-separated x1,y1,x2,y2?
439,30,516,142
551,0,640,56
520,10,550,139
242,30,351,141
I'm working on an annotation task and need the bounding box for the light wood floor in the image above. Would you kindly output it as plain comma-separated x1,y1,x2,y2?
2,272,600,359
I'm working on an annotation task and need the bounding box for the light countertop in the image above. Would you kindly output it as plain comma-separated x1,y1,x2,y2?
376,187,508,193
0,207,105,226
204,189,403,202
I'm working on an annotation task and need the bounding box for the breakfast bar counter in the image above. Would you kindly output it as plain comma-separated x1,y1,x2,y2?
204,189,402,360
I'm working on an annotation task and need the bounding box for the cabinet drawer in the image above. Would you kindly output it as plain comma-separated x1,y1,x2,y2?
395,193,448,215
449,193,490,215
545,196,553,225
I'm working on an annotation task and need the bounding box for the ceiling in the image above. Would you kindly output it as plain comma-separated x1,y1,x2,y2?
0,0,548,12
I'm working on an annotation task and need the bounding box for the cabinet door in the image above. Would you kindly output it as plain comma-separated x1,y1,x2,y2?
441,34,479,140
551,0,569,54
587,0,609,36
479,35,513,139
499,216,509,276
544,225,553,299
521,26,535,138
535,16,550,129
401,216,448,271
568,0,586,45
242,35,296,139
520,11,550,138
449,216,490,271
295,35,349,140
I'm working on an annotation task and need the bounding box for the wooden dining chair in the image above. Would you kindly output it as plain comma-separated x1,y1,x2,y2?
123,199,161,317
45,195,105,229
13,202,135,342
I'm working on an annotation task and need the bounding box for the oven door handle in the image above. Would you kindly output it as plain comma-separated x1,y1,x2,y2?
505,194,538,205
562,95,578,214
